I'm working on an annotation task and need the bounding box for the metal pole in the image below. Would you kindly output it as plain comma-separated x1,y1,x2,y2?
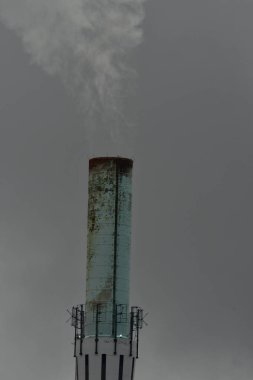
129,309,134,357
114,304,117,355
80,305,84,356
112,160,119,337
136,309,140,359
95,304,99,355
74,307,77,358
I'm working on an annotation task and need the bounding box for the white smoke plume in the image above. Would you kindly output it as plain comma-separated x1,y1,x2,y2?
0,0,145,116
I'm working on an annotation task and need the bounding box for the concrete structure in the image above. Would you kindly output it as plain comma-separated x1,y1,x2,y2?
71,157,143,380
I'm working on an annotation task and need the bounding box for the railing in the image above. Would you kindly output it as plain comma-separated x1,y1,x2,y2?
71,304,144,357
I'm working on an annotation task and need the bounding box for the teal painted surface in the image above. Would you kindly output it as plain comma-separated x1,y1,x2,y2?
85,158,133,337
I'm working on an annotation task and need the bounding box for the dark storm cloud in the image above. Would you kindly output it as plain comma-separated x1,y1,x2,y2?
1,0,253,379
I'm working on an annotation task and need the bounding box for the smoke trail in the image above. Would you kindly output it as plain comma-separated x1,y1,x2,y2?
0,0,145,116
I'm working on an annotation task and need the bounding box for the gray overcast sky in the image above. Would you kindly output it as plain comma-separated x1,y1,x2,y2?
1,1,253,379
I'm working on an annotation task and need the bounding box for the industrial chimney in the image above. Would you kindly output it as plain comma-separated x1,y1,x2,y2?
71,157,144,380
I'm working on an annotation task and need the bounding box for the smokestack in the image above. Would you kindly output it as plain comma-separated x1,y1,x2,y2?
86,157,133,338
71,157,144,380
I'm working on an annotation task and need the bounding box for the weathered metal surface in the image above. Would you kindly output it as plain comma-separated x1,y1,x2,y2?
85,157,133,337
